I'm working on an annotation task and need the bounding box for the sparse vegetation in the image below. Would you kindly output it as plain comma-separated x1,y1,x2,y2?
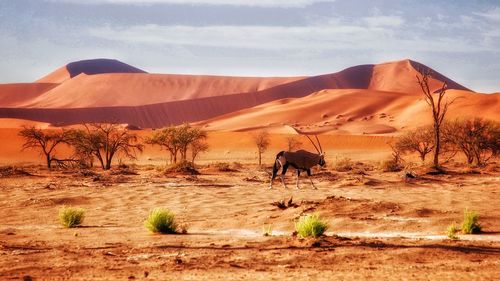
58,206,85,228
295,213,328,238
395,126,434,162
416,69,455,169
443,118,499,166
382,145,404,172
446,222,460,240
271,197,298,209
19,126,73,169
286,136,302,151
70,123,144,170
335,157,354,172
146,123,208,164
252,130,270,166
262,225,273,236
164,160,199,175
211,162,233,172
461,208,481,234
144,208,178,234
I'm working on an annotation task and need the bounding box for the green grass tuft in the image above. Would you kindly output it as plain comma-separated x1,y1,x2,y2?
58,206,85,228
462,208,481,234
446,222,460,240
295,213,328,238
262,225,273,236
144,208,178,234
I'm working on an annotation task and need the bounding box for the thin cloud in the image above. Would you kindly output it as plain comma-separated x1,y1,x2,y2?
88,23,498,53
45,0,335,7
473,7,500,21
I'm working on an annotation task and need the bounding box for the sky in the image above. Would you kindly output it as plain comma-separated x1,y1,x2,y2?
1,0,499,92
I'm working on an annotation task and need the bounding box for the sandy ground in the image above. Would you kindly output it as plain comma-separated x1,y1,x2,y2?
1,161,499,280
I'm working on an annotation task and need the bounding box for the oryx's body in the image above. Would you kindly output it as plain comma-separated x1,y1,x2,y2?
269,135,326,189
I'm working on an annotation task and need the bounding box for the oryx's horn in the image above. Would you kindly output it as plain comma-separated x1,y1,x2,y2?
315,135,323,153
305,134,321,154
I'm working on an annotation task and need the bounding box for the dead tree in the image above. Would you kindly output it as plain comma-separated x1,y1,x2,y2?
253,130,270,166
416,70,454,169
74,123,143,170
286,135,303,152
19,126,72,169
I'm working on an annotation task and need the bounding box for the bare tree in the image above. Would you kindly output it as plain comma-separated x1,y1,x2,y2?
416,69,455,169
395,126,434,162
253,130,270,166
444,118,499,166
190,138,209,163
72,123,143,170
286,135,302,152
19,126,72,169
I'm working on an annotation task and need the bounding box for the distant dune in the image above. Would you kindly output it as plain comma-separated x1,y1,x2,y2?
0,58,495,133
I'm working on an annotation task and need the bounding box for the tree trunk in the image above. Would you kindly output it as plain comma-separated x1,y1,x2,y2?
46,155,52,169
433,124,440,168
258,151,262,166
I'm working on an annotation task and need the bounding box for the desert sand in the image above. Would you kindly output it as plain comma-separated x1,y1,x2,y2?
1,160,499,280
0,58,499,280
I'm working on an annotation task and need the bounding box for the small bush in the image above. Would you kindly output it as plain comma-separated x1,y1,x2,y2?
210,162,233,172
381,158,404,172
144,208,178,234
59,206,85,228
295,213,328,238
164,161,199,175
462,208,481,234
335,157,353,172
446,222,460,240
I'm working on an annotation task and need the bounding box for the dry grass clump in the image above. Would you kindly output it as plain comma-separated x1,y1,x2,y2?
144,208,179,234
295,213,329,238
0,166,32,177
164,161,199,175
335,157,354,172
381,157,404,172
59,206,85,228
210,162,233,172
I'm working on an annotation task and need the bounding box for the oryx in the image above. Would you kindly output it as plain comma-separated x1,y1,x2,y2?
269,135,325,189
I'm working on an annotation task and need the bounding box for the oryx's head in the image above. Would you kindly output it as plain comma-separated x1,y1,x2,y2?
319,152,326,167
306,134,326,167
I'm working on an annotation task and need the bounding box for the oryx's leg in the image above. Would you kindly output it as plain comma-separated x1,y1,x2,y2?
281,163,289,189
296,169,301,189
269,158,283,189
306,169,317,189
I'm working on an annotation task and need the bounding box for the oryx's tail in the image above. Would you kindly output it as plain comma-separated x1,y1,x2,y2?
271,151,285,181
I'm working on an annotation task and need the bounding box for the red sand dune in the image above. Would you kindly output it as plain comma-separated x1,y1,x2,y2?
198,89,499,134
0,83,59,107
0,58,493,131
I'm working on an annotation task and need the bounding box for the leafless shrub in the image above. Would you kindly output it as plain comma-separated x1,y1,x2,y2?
286,135,302,151
395,126,434,162
70,123,143,170
334,157,354,172
443,118,499,166
252,130,270,166
19,126,74,169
